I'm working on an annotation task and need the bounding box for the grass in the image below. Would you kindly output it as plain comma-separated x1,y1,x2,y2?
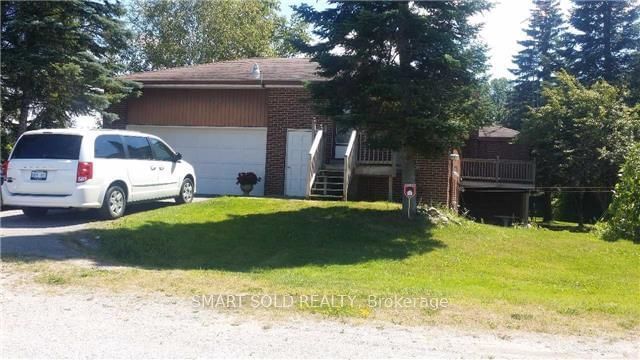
6,197,639,334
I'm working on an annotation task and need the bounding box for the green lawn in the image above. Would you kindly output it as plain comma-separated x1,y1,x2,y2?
17,197,640,334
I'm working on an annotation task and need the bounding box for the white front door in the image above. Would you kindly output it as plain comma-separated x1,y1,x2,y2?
285,129,313,197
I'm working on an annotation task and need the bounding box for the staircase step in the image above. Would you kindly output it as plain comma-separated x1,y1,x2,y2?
311,189,343,194
312,186,343,190
313,181,344,186
319,169,343,174
309,194,343,200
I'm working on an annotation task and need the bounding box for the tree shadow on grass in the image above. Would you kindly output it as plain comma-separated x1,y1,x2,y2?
95,206,444,271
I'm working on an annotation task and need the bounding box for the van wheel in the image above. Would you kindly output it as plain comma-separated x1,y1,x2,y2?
175,178,194,204
22,207,48,218
100,185,127,219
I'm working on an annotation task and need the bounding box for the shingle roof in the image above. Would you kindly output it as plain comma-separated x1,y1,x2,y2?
477,125,519,139
124,57,323,84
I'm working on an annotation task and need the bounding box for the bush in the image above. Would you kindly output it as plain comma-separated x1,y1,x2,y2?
599,143,640,242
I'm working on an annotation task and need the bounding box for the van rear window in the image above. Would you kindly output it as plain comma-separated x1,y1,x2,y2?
11,134,82,160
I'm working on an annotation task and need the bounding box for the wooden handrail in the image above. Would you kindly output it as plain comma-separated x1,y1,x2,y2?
306,130,324,198
462,157,535,184
357,135,393,165
343,130,358,200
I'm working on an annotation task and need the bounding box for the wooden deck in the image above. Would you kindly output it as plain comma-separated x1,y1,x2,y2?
461,157,535,189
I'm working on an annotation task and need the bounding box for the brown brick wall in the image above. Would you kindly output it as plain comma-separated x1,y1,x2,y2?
355,152,458,209
416,154,453,207
264,87,333,196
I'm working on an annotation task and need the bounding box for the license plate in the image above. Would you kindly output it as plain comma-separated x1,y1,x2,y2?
30,170,47,181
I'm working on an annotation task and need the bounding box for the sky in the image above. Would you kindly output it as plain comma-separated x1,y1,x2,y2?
281,0,573,79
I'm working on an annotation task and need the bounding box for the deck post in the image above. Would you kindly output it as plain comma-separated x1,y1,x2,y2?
388,176,393,202
522,191,530,225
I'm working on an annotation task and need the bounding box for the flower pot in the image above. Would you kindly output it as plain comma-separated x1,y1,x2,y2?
240,184,254,195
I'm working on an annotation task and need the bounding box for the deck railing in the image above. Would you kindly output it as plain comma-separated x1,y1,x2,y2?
343,130,359,200
462,157,535,184
306,129,325,197
357,135,393,165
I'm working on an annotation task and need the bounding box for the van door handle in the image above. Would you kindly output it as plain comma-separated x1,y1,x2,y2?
150,166,156,170
159,166,165,170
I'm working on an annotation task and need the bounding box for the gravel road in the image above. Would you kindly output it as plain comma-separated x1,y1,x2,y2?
1,280,637,359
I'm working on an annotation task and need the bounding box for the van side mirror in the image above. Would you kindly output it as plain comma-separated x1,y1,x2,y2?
174,152,183,161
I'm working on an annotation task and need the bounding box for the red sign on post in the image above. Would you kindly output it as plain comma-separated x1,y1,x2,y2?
403,184,416,198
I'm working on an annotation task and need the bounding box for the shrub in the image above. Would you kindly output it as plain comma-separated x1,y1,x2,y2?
599,143,640,242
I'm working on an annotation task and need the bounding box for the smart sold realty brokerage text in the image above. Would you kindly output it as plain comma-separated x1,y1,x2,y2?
192,294,448,310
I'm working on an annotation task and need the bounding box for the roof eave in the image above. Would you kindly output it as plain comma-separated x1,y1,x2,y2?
125,79,323,89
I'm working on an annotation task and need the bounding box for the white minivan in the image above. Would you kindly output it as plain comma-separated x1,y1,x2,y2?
1,129,196,219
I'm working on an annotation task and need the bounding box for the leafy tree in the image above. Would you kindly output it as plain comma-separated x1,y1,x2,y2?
567,0,640,85
1,0,138,149
488,78,513,126
599,142,640,242
523,71,640,226
127,0,310,71
509,0,566,130
295,1,491,215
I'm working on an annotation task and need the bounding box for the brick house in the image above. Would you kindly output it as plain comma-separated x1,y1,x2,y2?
106,57,493,208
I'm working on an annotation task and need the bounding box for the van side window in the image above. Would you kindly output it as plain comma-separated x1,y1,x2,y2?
123,136,153,160
94,135,126,159
148,138,175,162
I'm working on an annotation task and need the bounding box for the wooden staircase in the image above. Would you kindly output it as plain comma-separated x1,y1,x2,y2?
309,163,344,200
306,129,394,201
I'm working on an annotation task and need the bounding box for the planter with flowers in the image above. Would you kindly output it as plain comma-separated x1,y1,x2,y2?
236,172,261,195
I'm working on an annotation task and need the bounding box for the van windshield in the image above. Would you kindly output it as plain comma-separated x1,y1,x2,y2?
11,134,82,160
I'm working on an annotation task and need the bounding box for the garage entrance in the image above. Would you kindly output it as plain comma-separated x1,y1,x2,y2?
127,125,267,195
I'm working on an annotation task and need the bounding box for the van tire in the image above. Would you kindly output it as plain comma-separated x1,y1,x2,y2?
175,178,194,204
22,207,48,218
100,185,127,220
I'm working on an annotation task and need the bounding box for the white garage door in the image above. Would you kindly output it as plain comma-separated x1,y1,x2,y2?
127,125,267,196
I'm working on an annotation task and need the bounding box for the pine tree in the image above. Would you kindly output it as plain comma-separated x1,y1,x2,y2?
1,0,138,144
509,0,566,130
295,1,490,215
568,0,640,85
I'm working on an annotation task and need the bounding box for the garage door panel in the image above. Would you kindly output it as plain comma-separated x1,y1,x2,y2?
127,125,266,195
185,150,265,164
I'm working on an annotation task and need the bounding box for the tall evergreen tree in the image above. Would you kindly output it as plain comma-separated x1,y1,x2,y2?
488,78,514,126
568,0,640,85
509,0,566,130
1,1,137,144
295,1,490,215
